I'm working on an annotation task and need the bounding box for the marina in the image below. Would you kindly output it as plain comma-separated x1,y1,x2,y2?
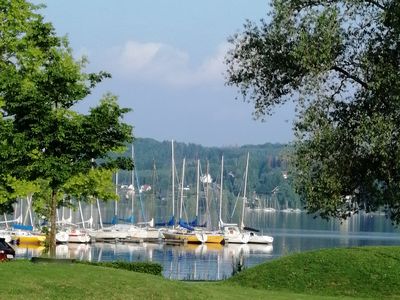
12,211,400,280
2,143,400,280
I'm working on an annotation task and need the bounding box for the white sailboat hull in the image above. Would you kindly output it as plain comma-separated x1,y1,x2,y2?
222,225,250,244
130,227,161,240
247,232,274,244
225,233,250,244
0,230,12,243
56,231,69,243
162,229,207,243
89,227,129,240
112,224,161,240
68,229,91,243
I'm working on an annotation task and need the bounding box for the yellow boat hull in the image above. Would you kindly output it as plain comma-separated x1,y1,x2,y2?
15,235,46,245
163,231,204,244
205,234,225,244
185,234,203,244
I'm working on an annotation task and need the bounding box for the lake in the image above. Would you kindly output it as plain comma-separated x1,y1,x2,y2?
14,210,400,280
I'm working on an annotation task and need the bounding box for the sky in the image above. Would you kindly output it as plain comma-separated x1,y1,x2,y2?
37,0,295,147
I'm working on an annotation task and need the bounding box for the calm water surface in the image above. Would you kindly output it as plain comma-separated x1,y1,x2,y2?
14,211,400,280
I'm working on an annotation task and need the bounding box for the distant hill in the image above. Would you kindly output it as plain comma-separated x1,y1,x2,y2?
117,138,300,213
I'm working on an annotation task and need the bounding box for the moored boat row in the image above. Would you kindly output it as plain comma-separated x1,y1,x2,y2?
0,143,273,248
1,224,272,246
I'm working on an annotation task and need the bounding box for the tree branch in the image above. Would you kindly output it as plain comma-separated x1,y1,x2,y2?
332,65,369,89
293,0,386,11
364,0,385,10
330,78,347,101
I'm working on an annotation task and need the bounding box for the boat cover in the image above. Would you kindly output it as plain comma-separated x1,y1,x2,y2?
12,224,33,231
178,219,194,231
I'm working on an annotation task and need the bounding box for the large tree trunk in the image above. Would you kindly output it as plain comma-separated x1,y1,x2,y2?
48,190,57,257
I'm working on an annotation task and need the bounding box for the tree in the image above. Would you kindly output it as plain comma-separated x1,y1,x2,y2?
225,1,400,222
0,0,133,254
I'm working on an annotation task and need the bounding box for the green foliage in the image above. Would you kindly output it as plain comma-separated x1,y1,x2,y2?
226,0,400,222
117,138,298,221
228,246,400,298
3,248,400,299
0,260,302,300
130,138,288,195
231,256,246,276
78,260,163,276
0,0,133,252
63,169,118,203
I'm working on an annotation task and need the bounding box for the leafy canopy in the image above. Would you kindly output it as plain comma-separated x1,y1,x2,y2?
225,0,400,222
0,0,133,251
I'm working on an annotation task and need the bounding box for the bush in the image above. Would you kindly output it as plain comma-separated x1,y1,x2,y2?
78,260,162,276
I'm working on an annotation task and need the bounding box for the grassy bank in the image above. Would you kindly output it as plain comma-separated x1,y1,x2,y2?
0,260,320,300
226,246,400,298
1,246,400,299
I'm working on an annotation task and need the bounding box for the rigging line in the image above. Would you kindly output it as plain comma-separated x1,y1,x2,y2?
134,167,147,222
205,161,211,229
182,195,189,223
230,171,245,220
132,145,146,222
198,160,206,225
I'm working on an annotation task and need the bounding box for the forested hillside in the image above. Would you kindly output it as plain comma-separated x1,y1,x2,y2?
116,138,300,222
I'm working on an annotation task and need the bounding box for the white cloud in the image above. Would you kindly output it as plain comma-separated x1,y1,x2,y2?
194,43,229,84
119,41,162,71
109,40,229,87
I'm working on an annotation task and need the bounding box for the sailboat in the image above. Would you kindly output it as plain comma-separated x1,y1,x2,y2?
189,159,224,244
0,214,20,243
219,156,250,244
158,140,177,240
162,157,208,244
11,225,47,245
240,153,274,245
11,197,46,245
89,172,129,241
115,145,162,241
57,199,91,243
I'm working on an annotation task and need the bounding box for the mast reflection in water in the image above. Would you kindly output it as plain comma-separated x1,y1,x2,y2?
13,242,274,280
12,212,400,280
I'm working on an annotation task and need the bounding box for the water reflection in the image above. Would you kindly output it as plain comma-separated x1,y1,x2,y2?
12,212,400,280
13,242,274,280
158,243,273,280
14,244,46,258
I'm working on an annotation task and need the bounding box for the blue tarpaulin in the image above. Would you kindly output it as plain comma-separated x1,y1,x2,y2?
155,215,175,227
12,224,33,231
178,219,194,231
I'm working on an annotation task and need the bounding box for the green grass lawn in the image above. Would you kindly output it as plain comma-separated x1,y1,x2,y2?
2,246,400,299
226,246,400,298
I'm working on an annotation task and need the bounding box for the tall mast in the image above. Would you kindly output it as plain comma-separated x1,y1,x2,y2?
3,213,8,229
219,155,224,228
179,158,186,220
96,198,103,229
68,199,72,224
151,159,157,222
78,200,85,229
240,152,249,230
205,160,211,228
20,198,23,224
195,159,200,219
131,144,135,223
89,199,93,229
90,158,95,229
115,171,119,217
171,140,175,220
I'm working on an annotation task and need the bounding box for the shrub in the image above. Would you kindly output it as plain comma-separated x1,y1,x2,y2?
78,260,162,276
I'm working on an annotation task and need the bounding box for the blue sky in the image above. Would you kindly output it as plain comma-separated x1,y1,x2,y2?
38,0,294,147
